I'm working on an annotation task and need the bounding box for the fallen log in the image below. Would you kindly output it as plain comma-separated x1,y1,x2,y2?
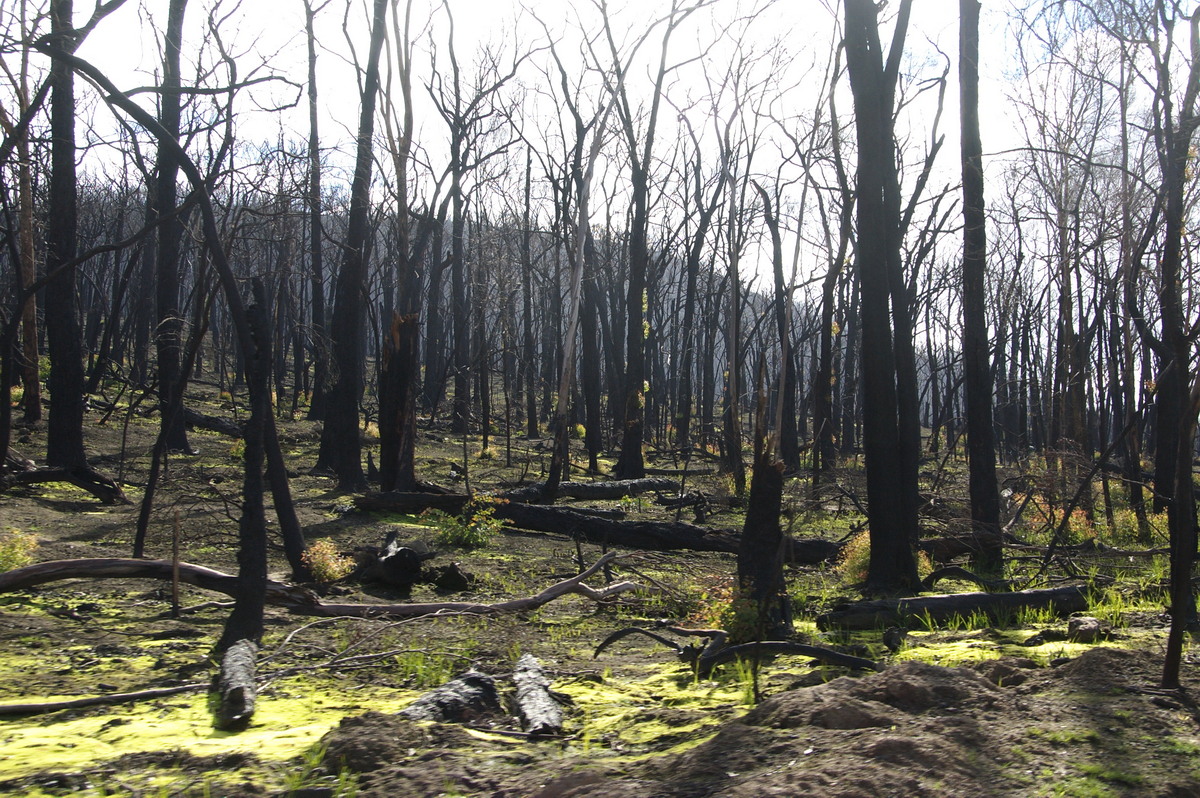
815,585,1089,631
354,492,471,514
782,537,844,565
512,654,564,735
497,502,741,553
357,492,843,563
355,492,738,552
1,465,128,504
183,406,243,438
918,534,997,563
644,466,716,477
214,639,257,730
502,477,677,503
0,558,321,610
0,553,640,620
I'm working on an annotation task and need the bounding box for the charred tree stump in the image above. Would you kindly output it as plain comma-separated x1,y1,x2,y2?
512,654,564,735
400,671,501,723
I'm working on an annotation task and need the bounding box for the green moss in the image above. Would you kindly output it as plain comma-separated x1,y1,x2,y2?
554,663,743,757
893,629,1114,667
0,676,417,780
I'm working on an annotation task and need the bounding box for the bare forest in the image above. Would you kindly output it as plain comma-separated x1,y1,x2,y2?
1,0,1200,795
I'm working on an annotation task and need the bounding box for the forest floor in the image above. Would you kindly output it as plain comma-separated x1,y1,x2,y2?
2,385,1200,797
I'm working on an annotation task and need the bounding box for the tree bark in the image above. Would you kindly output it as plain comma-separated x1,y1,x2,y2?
44,0,87,470
152,0,191,454
302,0,329,421
314,0,389,490
959,0,1002,573
842,0,921,592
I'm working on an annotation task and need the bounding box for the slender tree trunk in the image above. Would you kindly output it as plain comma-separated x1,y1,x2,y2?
755,182,800,472
959,0,1002,572
152,0,191,454
843,0,920,592
16,139,40,424
314,0,389,490
303,0,329,421
44,0,87,469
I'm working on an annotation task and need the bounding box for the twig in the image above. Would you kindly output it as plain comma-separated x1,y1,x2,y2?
0,683,207,716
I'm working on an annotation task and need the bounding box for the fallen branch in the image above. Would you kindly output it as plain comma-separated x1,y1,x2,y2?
0,558,321,610
0,553,641,620
0,683,207,716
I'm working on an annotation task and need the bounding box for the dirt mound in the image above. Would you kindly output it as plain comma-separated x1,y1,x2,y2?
321,710,476,772
745,659,1005,731
338,648,1200,797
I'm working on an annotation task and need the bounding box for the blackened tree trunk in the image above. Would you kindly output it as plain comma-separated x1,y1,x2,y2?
959,0,1002,572
16,129,40,423
521,152,538,438
1153,4,1200,685
152,0,191,454
737,359,791,638
673,150,724,457
843,0,921,593
215,282,271,654
424,223,447,414
303,0,329,421
605,2,699,479
581,261,603,473
450,166,469,434
811,74,854,497
754,182,801,473
44,0,87,470
379,313,420,491
314,0,389,491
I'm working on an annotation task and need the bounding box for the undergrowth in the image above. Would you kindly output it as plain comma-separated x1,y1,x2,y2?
0,529,37,572
422,498,505,549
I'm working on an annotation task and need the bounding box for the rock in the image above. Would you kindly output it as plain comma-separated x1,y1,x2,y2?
1067,616,1110,643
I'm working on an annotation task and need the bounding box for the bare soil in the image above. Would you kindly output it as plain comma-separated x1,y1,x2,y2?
1,395,1198,797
